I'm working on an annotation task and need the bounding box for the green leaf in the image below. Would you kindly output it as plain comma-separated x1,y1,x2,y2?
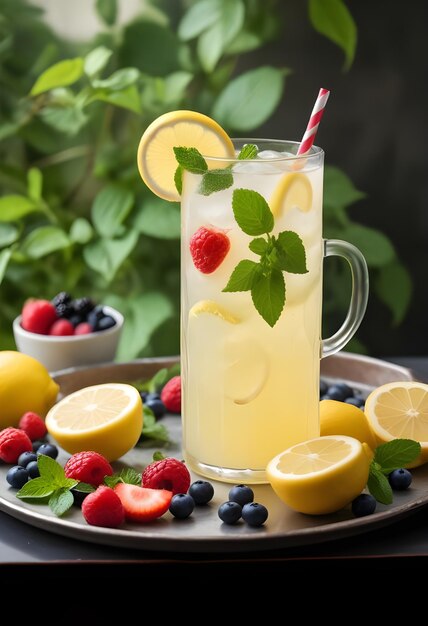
223,259,259,292
275,231,308,274
0,224,18,248
16,478,55,500
232,188,274,235
30,58,84,96
251,269,285,327
92,68,139,91
0,195,40,222
96,0,117,26
70,218,93,244
213,66,286,132
39,105,88,136
197,0,245,72
0,249,12,285
339,223,395,268
120,20,180,77
238,144,258,160
74,482,95,494
84,46,113,78
323,166,365,211
199,168,233,195
174,166,183,195
225,31,261,55
49,488,74,517
118,467,142,486
83,230,138,283
153,451,166,461
178,0,221,40
367,467,393,504
20,226,70,259
133,197,180,240
375,260,413,326
37,454,66,485
91,184,134,238
197,24,223,73
139,419,170,446
164,72,193,105
27,168,43,202
249,238,268,256
309,0,357,70
91,85,141,114
173,147,207,174
374,439,421,473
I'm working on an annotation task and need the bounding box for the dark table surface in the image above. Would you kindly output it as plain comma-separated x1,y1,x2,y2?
1,356,428,575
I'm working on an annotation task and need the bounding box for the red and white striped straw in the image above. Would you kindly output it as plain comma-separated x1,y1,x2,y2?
297,87,330,155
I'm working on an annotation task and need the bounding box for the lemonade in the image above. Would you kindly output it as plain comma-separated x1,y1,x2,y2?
181,141,324,480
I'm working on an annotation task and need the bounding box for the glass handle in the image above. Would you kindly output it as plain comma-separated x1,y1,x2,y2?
322,239,369,358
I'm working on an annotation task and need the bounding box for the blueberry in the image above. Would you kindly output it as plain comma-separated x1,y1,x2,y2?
72,297,95,316
228,484,254,506
87,305,105,330
140,391,148,402
6,466,29,489
17,451,38,468
188,480,214,505
241,502,268,527
320,394,332,401
320,379,329,397
345,396,365,409
218,501,242,525
327,383,354,402
26,460,40,478
69,314,85,327
145,398,166,418
389,468,412,491
52,291,72,307
71,485,94,507
169,493,195,519
32,440,46,453
97,315,116,331
146,392,161,401
37,443,58,459
352,494,377,517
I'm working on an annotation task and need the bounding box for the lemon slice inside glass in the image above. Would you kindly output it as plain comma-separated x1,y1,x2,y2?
189,300,240,324
270,172,313,217
137,110,235,202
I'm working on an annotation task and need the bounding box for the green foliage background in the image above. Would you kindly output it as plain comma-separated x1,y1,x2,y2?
0,0,411,359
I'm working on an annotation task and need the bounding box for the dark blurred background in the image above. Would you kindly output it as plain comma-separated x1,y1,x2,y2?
245,0,428,357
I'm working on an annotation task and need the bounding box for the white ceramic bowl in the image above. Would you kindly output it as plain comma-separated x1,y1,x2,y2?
13,305,124,373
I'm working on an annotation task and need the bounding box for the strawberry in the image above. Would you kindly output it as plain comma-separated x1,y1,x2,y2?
0,427,32,464
142,457,190,495
21,299,57,334
82,485,125,528
64,451,113,487
18,412,47,441
161,376,181,414
189,226,230,274
114,483,172,522
49,319,74,336
74,322,92,335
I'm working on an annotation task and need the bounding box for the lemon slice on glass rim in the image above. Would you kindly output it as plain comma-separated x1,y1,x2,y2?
137,110,235,202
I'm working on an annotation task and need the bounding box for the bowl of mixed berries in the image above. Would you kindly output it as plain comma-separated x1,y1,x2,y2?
13,292,124,372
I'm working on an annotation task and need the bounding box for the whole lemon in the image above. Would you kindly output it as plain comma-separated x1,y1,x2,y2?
0,351,59,429
320,399,377,450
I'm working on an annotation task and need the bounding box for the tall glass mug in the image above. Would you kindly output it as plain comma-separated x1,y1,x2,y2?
181,140,369,483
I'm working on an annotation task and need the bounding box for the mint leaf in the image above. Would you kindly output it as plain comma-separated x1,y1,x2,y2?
49,488,74,517
367,467,393,504
174,166,183,195
16,478,55,500
199,168,233,196
223,259,259,292
251,269,285,327
238,143,258,160
173,147,207,174
38,454,69,487
153,451,166,461
374,439,421,474
139,420,170,446
275,231,308,274
232,189,274,236
105,467,142,487
104,475,121,487
74,482,95,494
249,237,268,256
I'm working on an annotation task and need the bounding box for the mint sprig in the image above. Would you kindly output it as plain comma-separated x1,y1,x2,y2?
16,454,78,516
104,467,142,488
238,143,258,160
367,439,421,504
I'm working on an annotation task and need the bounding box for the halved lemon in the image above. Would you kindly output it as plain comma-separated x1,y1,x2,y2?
364,381,428,467
267,435,372,515
270,172,313,217
45,383,143,461
189,299,240,324
320,399,377,450
137,110,235,201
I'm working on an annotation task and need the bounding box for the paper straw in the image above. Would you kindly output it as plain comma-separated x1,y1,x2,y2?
297,88,330,155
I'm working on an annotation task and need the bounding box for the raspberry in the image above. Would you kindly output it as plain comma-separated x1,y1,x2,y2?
142,457,190,495
21,299,58,334
0,427,33,464
74,322,92,335
189,226,230,274
64,451,114,487
82,486,125,528
49,319,74,336
161,376,181,413
18,412,47,441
